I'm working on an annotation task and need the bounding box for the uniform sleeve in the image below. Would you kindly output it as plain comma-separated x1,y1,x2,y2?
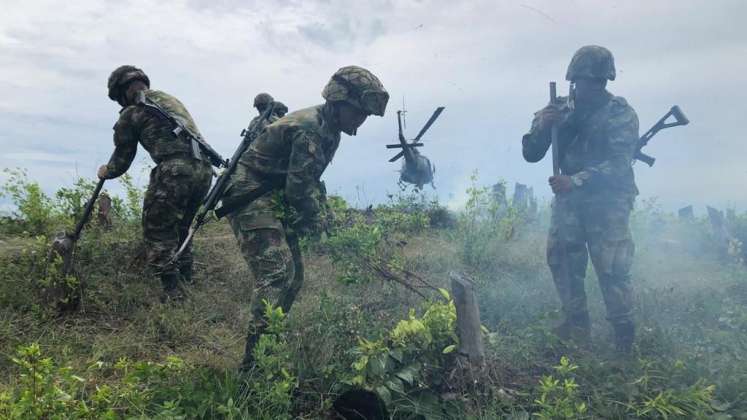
284,130,327,228
103,107,140,179
521,109,552,163
570,105,639,189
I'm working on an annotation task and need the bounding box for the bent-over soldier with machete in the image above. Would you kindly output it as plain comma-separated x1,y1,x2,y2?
98,65,221,302
220,65,389,371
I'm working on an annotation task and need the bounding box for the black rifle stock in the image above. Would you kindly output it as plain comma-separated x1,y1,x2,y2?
170,102,277,265
635,105,689,167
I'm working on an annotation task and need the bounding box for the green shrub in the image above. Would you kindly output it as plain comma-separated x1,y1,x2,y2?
1,169,56,236
348,295,458,418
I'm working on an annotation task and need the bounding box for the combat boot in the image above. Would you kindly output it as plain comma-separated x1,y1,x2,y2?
160,272,187,303
613,321,635,354
554,312,591,345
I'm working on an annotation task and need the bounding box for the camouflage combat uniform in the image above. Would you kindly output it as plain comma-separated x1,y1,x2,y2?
102,89,213,282
522,46,639,350
226,66,388,370
225,104,340,369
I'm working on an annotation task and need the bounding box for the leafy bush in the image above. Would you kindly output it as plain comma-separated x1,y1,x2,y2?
533,356,588,419
1,169,145,237
1,169,56,236
348,294,458,418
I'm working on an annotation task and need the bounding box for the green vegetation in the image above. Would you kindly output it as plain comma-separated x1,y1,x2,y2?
1,172,746,418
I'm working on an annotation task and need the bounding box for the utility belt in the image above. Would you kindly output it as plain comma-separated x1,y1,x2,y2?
159,152,197,162
156,153,213,173
214,181,279,219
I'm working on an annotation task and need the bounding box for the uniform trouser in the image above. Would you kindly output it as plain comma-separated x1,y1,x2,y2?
227,192,304,366
142,158,212,278
547,195,635,331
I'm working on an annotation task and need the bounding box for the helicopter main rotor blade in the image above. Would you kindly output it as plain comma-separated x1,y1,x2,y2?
413,106,445,142
389,151,405,162
386,142,424,149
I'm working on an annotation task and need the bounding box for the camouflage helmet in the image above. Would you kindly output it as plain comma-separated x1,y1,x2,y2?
253,92,274,108
107,65,150,101
565,45,616,81
322,65,389,116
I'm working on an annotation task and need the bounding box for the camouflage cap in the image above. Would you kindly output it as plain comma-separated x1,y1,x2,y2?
108,65,150,101
253,92,274,108
565,45,616,81
322,65,389,116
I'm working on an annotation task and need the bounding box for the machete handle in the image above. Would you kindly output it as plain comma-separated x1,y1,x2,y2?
72,178,105,240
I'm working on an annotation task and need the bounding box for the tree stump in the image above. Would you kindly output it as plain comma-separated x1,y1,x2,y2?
450,272,484,365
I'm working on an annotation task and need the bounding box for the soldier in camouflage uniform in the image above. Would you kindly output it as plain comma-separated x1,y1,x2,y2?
98,65,214,301
225,66,389,370
522,46,639,352
243,94,288,140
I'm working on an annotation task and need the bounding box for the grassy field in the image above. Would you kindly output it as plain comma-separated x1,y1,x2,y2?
1,174,746,419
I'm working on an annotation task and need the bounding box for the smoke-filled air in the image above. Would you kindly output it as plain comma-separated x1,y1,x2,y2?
1,1,746,419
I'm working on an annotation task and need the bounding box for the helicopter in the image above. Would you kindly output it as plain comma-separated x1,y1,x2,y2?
386,106,445,189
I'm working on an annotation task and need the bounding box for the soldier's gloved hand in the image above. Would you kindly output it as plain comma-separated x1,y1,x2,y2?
97,164,109,180
538,105,562,132
549,175,574,194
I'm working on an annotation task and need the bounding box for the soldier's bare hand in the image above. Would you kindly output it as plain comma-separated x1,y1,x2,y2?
97,165,109,179
549,175,573,194
538,105,562,131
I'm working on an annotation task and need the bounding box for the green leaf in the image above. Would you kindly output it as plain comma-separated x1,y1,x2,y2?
438,288,451,300
386,377,405,395
368,353,388,378
395,362,421,386
389,348,404,363
376,385,392,405
442,344,457,354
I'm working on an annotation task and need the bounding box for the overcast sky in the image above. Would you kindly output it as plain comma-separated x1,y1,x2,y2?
1,0,745,214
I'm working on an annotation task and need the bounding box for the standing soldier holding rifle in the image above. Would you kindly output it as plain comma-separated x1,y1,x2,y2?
222,66,389,371
98,65,219,302
522,46,639,353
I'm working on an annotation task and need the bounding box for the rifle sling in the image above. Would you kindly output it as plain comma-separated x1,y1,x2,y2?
214,182,276,219
139,95,225,167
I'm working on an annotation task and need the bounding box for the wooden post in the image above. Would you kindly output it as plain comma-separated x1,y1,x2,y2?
97,192,113,229
450,272,484,365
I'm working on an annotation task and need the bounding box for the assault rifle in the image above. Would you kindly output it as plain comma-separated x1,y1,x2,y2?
635,105,689,166
138,93,226,168
170,102,277,265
